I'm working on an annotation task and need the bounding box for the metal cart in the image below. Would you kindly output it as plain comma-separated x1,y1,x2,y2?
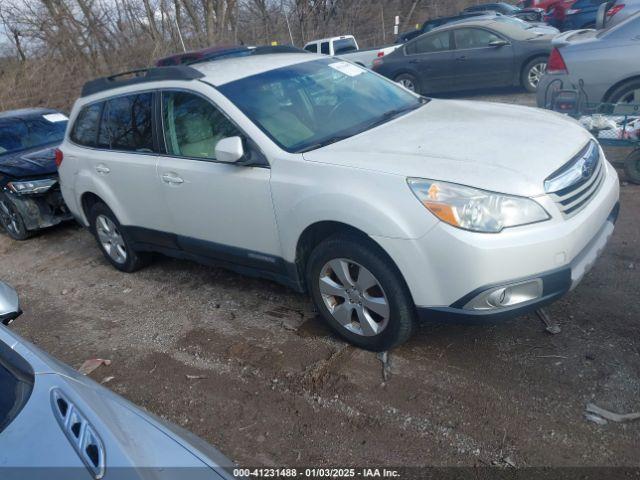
545,88,640,184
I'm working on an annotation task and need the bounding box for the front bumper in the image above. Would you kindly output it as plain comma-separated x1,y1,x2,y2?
3,188,73,231
372,160,620,320
417,202,619,323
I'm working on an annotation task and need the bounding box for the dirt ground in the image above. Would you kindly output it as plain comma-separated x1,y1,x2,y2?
1,90,639,469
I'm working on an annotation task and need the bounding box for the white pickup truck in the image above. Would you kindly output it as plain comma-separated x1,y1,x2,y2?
303,35,399,68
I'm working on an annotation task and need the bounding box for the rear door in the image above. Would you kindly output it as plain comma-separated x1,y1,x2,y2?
403,30,456,93
68,93,167,231
452,27,515,89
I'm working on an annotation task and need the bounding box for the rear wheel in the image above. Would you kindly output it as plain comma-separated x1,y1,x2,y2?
0,194,30,240
395,73,419,94
522,57,548,93
89,202,150,272
608,79,640,105
624,149,640,185
306,234,415,351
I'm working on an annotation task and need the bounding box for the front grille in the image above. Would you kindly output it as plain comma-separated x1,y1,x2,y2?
545,141,604,218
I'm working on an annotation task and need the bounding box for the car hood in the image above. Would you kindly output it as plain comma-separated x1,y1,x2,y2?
303,99,592,197
0,144,58,178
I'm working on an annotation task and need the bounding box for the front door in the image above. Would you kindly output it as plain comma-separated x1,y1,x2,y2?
156,89,283,272
452,27,515,89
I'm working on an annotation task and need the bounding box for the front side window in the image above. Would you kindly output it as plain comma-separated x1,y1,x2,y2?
454,28,502,49
162,91,240,160
304,44,318,53
406,31,451,54
320,42,330,54
98,93,153,152
70,103,103,147
218,58,423,153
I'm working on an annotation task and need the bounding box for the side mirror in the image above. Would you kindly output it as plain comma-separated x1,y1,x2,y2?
489,39,510,47
0,282,21,326
215,136,245,164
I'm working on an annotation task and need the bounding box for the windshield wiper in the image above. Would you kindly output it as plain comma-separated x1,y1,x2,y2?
296,134,355,153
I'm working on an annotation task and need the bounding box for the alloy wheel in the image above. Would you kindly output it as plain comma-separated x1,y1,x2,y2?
95,214,127,264
318,258,390,337
0,200,23,237
398,78,416,92
528,62,547,90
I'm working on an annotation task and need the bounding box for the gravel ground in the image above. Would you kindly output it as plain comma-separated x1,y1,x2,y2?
1,90,639,469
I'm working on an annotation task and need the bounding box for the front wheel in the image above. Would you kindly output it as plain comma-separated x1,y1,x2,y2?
306,234,415,351
0,194,30,240
522,58,548,93
395,73,419,94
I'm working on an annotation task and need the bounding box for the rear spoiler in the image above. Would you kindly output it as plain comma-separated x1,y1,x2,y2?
552,29,594,47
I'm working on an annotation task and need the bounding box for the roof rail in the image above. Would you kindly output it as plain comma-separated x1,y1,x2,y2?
187,44,308,66
81,66,205,97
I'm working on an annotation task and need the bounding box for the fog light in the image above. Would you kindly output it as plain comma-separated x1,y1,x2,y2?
464,279,543,311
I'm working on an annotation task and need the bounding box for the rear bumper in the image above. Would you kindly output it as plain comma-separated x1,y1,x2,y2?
417,202,619,323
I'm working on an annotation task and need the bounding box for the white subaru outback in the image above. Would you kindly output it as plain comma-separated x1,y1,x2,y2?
58,50,620,351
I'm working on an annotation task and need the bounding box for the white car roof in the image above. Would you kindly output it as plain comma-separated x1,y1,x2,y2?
304,35,355,45
193,53,321,86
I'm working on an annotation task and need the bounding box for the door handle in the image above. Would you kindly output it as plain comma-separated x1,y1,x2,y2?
455,56,467,62
161,173,184,185
95,164,110,174
408,59,422,64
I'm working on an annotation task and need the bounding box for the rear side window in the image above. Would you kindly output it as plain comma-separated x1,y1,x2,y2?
320,42,330,54
70,103,103,147
406,31,451,54
98,93,153,152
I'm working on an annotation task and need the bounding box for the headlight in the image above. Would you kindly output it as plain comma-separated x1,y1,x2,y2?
407,178,550,233
6,178,57,195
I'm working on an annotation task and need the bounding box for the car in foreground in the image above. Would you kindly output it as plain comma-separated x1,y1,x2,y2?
0,108,73,240
59,52,619,351
372,19,554,94
537,12,640,108
604,0,640,27
0,282,235,479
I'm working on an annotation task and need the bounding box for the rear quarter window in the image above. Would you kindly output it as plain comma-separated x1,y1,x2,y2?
70,102,103,147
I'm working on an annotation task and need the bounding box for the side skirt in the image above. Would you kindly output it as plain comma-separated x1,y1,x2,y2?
122,226,304,292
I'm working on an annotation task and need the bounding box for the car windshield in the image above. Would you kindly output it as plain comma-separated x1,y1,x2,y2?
0,113,68,156
218,58,424,153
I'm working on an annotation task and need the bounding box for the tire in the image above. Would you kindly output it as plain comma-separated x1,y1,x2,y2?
0,194,30,240
624,149,640,185
88,202,150,272
522,57,548,93
306,234,415,351
395,73,420,94
607,79,640,105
